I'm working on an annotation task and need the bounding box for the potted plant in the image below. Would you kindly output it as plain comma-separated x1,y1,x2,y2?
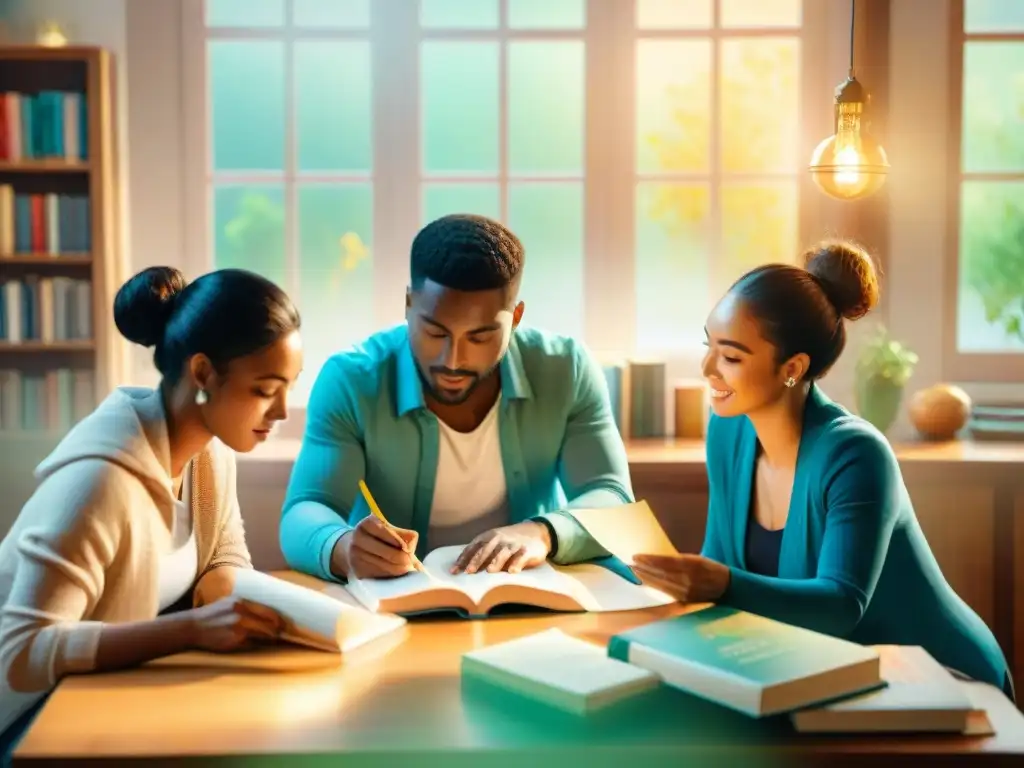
854,325,919,434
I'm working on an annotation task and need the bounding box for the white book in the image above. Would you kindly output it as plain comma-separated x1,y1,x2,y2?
4,280,21,343
791,645,975,733
230,569,406,654
345,543,674,618
462,628,660,714
63,93,80,162
45,193,59,255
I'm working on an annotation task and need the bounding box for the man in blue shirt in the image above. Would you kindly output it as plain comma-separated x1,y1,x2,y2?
280,213,633,581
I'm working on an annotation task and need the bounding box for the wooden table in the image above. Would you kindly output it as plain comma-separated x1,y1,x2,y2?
14,573,1024,767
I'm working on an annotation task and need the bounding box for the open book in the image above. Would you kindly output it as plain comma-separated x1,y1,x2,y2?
344,545,675,617
231,569,406,652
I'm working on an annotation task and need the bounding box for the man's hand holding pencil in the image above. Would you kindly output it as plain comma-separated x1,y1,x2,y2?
330,480,425,580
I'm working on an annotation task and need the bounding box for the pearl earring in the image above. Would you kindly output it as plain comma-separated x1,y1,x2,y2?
195,389,208,405
785,377,796,388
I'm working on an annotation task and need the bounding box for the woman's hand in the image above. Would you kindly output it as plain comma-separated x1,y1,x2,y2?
632,553,731,603
187,596,283,653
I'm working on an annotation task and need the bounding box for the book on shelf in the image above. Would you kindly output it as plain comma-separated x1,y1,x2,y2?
600,360,632,439
790,645,978,734
344,544,675,618
230,569,406,654
0,368,94,433
0,276,92,343
0,90,88,162
0,184,92,256
461,628,660,714
608,605,883,718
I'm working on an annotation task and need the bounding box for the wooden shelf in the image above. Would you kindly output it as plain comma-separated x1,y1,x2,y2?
1,254,92,266
0,160,91,174
0,341,94,353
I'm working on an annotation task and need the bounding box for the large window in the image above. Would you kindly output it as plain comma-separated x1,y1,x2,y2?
950,0,1024,381
419,0,587,339
192,0,812,402
633,0,802,352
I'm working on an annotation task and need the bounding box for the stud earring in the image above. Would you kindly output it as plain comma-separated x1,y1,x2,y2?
784,377,796,388
195,389,208,405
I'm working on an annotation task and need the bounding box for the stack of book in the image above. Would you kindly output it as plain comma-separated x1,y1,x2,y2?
0,367,94,433
0,276,93,343
601,359,667,438
461,605,991,736
0,89,89,162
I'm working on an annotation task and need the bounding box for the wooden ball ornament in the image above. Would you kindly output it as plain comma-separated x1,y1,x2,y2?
908,384,971,440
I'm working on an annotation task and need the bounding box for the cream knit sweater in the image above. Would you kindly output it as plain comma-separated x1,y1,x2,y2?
0,387,252,735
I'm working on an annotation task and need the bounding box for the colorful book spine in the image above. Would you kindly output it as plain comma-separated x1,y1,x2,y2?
0,277,92,342
0,367,94,432
0,91,88,162
0,184,92,256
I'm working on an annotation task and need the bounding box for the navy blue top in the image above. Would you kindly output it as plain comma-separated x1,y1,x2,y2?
744,518,783,577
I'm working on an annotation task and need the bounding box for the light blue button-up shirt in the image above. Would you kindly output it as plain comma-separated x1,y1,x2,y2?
279,324,634,582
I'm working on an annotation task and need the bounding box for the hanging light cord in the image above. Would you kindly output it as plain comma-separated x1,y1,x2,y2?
849,0,856,76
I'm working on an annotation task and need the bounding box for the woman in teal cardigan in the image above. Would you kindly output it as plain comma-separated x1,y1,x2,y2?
633,240,1013,700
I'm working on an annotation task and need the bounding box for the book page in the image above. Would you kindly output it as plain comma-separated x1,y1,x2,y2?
423,546,591,607
346,547,461,610
569,501,679,564
346,544,674,614
557,561,676,612
231,569,405,652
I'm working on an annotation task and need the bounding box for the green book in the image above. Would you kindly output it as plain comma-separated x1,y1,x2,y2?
608,606,883,718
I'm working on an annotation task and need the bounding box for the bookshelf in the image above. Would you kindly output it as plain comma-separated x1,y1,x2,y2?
0,45,125,438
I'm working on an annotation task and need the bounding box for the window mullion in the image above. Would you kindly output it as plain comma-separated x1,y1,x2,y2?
372,0,420,329
284,2,299,299
585,0,636,355
500,0,510,220
710,3,722,302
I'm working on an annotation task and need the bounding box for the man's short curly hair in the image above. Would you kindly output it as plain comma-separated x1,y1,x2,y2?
410,213,524,292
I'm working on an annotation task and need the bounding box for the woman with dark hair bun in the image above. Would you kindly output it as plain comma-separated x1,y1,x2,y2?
0,266,304,755
632,240,1013,701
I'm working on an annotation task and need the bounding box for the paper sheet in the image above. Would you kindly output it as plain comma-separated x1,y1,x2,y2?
569,501,679,564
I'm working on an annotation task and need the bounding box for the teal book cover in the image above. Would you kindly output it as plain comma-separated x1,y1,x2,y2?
610,606,877,684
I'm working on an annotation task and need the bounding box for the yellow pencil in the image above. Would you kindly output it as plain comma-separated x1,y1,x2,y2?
358,479,426,573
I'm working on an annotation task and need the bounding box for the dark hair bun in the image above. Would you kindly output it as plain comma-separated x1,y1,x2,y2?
805,240,880,321
113,266,188,347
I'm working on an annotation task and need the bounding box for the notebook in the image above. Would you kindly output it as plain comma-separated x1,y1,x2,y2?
791,645,976,733
608,605,883,717
344,545,675,617
231,569,406,653
461,628,660,714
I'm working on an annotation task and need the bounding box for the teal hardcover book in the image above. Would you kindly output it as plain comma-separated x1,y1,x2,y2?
608,606,883,718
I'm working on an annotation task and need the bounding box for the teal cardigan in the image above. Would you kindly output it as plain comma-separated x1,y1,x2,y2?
280,324,632,581
703,385,1011,695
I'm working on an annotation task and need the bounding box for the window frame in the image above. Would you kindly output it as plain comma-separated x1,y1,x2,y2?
944,0,1024,383
182,0,829,427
